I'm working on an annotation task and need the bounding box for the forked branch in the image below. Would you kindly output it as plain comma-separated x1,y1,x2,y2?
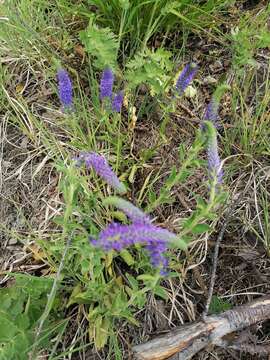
132,295,270,360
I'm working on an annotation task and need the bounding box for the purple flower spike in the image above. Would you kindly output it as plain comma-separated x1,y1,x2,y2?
112,91,124,112
57,68,73,109
75,152,126,194
201,100,219,132
100,68,114,100
103,196,151,224
175,63,198,95
203,84,229,129
204,99,221,130
91,222,178,272
207,128,223,184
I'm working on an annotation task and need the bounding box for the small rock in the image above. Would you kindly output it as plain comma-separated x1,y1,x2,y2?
20,136,29,148
184,85,197,98
203,75,217,85
8,237,18,245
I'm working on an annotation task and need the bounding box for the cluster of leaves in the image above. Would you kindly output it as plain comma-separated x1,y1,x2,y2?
79,20,175,96
38,112,225,352
125,48,173,95
76,0,233,55
79,19,119,70
42,164,176,351
231,4,270,70
0,274,60,360
0,1,231,357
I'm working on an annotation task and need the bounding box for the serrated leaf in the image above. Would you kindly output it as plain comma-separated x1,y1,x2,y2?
126,48,173,95
80,21,118,69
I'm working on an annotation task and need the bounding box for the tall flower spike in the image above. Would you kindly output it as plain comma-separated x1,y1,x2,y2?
90,222,179,272
112,91,124,112
100,68,114,100
175,63,198,95
57,68,73,109
75,152,126,194
205,121,223,184
204,84,229,128
103,196,151,224
204,99,219,125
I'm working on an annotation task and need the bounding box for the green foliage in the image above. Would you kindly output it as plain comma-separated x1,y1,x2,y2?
0,274,59,360
78,0,233,55
146,129,205,211
80,19,119,69
0,1,237,358
126,48,173,95
39,163,178,350
43,114,226,352
209,295,232,314
0,0,72,61
231,5,270,71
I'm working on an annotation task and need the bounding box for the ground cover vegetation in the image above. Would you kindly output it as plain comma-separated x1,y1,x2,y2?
0,0,270,359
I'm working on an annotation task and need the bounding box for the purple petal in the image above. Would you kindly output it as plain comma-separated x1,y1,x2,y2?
207,136,223,184
203,99,221,130
100,68,114,100
104,197,151,224
175,63,198,95
57,68,73,109
74,152,126,194
112,91,124,112
91,222,178,273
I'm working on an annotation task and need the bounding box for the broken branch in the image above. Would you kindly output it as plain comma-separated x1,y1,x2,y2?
132,295,270,360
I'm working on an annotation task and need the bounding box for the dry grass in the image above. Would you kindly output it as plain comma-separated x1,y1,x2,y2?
0,1,270,359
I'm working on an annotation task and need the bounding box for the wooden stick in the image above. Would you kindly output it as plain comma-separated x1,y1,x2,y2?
132,295,270,360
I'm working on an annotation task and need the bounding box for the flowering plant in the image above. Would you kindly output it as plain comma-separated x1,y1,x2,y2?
54,63,227,349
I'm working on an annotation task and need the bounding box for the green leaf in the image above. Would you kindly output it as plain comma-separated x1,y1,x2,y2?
164,166,177,187
0,314,19,340
257,30,270,48
111,210,127,222
153,286,168,300
196,197,208,210
137,274,156,282
126,48,173,95
67,284,83,308
209,296,232,314
148,190,157,204
169,237,188,250
120,249,135,266
192,223,211,234
94,316,110,349
80,20,118,69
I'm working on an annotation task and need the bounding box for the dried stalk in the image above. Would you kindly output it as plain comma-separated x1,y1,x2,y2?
132,295,270,360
